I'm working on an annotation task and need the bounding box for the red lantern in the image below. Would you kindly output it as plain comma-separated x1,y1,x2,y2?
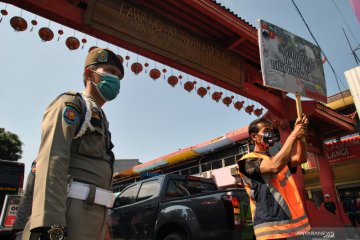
30,19,37,32
167,75,178,87
1,9,8,16
162,69,167,79
184,81,194,92
254,108,263,117
65,36,80,50
179,75,183,80
38,27,54,42
88,46,97,52
10,16,27,31
131,62,143,75
125,55,130,61
207,86,211,90
222,96,232,106
117,55,124,63
212,92,222,102
81,38,87,49
57,29,63,41
234,101,244,111
245,105,254,114
0,9,8,23
144,63,149,73
149,69,161,80
197,87,207,98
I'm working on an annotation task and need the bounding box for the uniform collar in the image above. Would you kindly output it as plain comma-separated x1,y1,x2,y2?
82,91,100,112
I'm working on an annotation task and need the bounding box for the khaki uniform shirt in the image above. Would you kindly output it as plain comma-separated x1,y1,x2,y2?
23,91,114,240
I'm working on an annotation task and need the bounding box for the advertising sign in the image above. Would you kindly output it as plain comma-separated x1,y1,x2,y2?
325,136,360,164
258,19,327,102
0,195,20,229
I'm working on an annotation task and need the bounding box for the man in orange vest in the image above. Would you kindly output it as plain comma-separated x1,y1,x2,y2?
237,115,310,240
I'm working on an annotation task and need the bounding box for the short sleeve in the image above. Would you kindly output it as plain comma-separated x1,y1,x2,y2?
238,157,263,181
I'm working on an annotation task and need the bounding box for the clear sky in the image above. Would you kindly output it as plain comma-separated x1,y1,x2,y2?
1,0,359,175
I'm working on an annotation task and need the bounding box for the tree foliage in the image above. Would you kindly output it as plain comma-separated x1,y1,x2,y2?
0,128,23,161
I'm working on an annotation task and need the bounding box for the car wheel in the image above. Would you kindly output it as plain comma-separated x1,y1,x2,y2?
164,232,187,240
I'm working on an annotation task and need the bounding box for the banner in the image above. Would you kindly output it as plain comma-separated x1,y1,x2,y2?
258,20,327,102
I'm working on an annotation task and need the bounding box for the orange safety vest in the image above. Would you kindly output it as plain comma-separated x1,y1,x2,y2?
238,152,310,240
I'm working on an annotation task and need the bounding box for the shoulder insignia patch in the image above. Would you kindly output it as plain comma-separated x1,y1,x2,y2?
65,102,82,114
63,106,79,124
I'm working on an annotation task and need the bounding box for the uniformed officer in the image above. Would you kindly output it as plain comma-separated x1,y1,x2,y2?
22,48,124,240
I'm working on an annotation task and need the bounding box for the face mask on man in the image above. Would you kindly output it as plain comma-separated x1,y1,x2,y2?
91,71,120,101
260,130,280,147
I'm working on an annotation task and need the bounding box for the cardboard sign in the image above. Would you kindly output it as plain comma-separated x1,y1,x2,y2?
258,19,327,102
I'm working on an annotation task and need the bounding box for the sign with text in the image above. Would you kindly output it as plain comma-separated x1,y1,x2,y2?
0,195,20,229
324,136,360,164
85,0,244,88
258,19,327,102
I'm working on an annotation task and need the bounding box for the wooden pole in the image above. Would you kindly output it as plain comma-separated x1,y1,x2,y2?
296,93,306,142
295,93,302,118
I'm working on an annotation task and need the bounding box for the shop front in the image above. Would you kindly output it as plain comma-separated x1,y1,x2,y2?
303,135,360,226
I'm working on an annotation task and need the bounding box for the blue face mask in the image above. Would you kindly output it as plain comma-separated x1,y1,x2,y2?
91,71,120,101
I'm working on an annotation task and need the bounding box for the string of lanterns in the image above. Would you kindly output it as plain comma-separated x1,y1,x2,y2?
1,2,264,117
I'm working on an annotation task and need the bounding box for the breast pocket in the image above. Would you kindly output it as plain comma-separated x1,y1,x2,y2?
78,128,106,158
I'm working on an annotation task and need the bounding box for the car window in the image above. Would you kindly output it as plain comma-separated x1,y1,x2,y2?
137,180,160,202
165,180,187,198
117,185,138,206
165,178,217,199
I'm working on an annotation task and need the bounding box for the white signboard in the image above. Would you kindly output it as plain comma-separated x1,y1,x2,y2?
345,66,360,120
258,19,327,103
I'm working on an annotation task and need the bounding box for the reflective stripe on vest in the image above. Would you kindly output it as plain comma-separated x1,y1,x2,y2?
256,224,311,240
238,152,310,238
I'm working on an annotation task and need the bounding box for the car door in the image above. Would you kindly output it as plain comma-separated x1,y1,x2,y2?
131,179,161,239
110,184,139,239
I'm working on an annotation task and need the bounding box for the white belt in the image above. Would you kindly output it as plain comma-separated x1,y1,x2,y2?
68,181,115,208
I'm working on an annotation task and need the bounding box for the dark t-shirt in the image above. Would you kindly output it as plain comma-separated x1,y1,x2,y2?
324,201,336,214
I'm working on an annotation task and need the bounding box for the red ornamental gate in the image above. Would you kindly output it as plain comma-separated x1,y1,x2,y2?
1,0,356,227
